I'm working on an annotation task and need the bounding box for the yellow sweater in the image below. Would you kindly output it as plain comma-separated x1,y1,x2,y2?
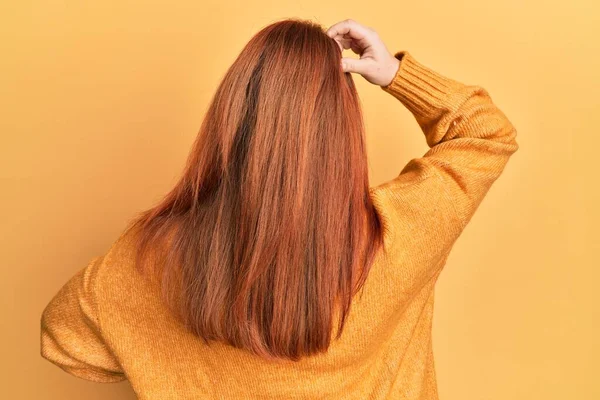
40,50,519,399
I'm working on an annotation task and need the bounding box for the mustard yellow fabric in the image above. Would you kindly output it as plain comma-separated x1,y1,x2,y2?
40,50,519,399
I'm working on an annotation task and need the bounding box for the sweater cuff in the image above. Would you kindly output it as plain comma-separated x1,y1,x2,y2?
380,50,466,118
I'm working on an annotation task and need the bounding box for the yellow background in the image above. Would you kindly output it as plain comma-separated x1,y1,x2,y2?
1,1,598,399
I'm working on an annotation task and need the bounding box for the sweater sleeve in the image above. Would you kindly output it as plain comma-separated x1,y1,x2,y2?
378,50,519,231
40,255,126,383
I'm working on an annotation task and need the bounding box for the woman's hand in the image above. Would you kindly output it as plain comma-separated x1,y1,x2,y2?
326,19,400,87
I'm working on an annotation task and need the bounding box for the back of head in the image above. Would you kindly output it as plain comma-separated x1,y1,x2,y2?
126,17,384,361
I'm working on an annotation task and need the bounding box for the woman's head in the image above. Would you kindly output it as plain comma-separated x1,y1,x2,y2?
126,18,384,361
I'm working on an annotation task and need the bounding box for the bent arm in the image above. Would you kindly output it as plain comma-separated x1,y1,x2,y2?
378,50,519,231
40,255,126,383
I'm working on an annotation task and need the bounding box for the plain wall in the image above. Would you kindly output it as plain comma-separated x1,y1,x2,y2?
1,1,598,399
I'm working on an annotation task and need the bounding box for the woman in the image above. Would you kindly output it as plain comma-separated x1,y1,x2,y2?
40,18,518,399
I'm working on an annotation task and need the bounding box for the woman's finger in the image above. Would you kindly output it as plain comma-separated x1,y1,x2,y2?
326,19,371,42
341,56,371,74
333,35,353,51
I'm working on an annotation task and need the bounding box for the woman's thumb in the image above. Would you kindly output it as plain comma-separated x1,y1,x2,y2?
341,57,368,74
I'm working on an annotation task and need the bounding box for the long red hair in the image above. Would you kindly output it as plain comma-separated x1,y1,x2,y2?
125,18,384,361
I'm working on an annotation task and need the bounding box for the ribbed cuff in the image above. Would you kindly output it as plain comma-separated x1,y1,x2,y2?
381,51,466,118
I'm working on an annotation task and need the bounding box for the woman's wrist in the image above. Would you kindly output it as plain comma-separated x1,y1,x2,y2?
380,56,401,88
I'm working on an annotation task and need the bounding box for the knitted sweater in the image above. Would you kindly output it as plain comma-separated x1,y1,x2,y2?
40,50,519,399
